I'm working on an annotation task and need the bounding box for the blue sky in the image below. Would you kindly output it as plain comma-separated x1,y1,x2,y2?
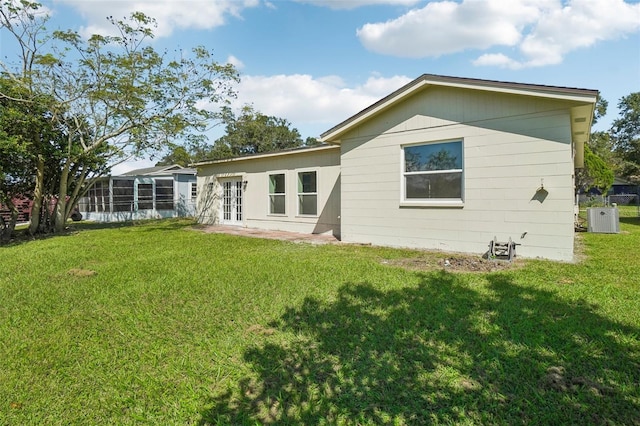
3,0,640,172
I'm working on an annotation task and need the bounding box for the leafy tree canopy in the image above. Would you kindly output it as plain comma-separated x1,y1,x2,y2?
156,105,320,165
1,0,238,234
576,145,614,195
611,92,640,182
210,105,307,159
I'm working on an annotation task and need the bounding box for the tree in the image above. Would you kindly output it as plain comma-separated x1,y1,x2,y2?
155,135,213,166
588,131,620,172
155,145,193,167
209,105,306,160
611,92,640,183
0,75,62,241
156,105,317,165
575,145,614,196
575,94,616,198
0,125,32,241
1,1,238,233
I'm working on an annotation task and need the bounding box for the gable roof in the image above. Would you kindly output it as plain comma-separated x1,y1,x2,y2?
119,164,195,177
320,74,598,167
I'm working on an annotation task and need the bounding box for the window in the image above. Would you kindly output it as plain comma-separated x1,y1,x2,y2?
86,180,110,212
222,181,232,221
190,182,197,203
269,174,286,215
112,179,134,212
403,140,463,201
155,179,174,210
137,183,153,210
298,171,317,215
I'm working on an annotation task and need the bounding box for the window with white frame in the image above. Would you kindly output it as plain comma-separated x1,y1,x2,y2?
269,173,286,215
297,171,317,215
403,140,463,201
190,182,197,203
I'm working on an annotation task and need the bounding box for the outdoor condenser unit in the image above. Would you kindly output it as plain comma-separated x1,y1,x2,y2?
587,207,620,233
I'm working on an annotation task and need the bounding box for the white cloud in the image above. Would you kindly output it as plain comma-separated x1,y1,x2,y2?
357,0,543,57
58,0,260,39
472,53,524,69
294,0,420,10
514,0,640,68
226,55,245,70
229,73,412,137
357,0,640,68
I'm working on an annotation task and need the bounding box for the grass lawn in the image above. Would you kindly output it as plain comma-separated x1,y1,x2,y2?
1,218,639,425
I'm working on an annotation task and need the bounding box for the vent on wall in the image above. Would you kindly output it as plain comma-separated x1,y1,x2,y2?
587,208,620,233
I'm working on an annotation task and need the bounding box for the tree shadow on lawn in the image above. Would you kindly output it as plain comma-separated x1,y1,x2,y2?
201,272,640,425
620,216,640,227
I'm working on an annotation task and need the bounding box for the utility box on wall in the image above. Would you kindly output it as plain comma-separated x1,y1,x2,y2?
587,207,620,233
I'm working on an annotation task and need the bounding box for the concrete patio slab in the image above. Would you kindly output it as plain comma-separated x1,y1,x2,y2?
197,225,340,245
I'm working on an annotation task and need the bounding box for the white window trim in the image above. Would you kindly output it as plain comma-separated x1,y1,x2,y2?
296,169,319,217
268,172,286,216
400,139,465,208
190,182,197,203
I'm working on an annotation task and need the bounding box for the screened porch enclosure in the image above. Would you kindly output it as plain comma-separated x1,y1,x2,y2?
77,164,196,223
81,178,175,214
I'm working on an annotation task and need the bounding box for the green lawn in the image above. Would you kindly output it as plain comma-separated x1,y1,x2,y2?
1,218,639,425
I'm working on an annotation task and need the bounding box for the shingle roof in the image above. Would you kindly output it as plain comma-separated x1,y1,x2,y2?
119,164,195,176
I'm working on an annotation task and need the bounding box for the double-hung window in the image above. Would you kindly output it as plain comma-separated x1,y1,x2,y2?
403,140,463,203
297,171,317,216
190,182,197,203
269,173,286,215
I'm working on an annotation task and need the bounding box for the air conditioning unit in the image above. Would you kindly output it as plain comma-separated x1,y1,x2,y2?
587,207,620,233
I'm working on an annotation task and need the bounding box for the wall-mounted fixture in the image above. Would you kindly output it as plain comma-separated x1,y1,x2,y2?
532,178,548,203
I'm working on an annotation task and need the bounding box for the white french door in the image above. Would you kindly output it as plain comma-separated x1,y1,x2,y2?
220,178,243,225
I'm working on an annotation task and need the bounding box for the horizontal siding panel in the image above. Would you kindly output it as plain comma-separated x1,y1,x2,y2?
342,191,398,202
342,215,572,237
465,176,571,190
343,181,399,192
466,163,571,179
341,163,399,177
465,139,568,158
340,196,574,213
465,151,571,168
464,187,572,201
464,198,573,212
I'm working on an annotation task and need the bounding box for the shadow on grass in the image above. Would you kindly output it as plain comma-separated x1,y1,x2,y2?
620,216,640,227
1,219,197,247
201,271,640,425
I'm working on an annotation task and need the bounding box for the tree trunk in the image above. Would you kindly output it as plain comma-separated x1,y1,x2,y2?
28,154,45,235
65,166,88,220
53,160,71,233
0,201,19,243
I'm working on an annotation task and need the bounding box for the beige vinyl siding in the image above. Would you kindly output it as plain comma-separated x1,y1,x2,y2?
339,86,577,261
197,146,341,237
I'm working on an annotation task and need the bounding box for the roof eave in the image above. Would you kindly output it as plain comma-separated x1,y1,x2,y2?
191,144,340,167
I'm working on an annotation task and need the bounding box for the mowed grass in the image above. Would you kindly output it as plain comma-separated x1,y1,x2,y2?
1,218,639,425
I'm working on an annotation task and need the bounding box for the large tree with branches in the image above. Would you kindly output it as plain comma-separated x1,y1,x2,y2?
0,0,238,234
611,92,640,183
